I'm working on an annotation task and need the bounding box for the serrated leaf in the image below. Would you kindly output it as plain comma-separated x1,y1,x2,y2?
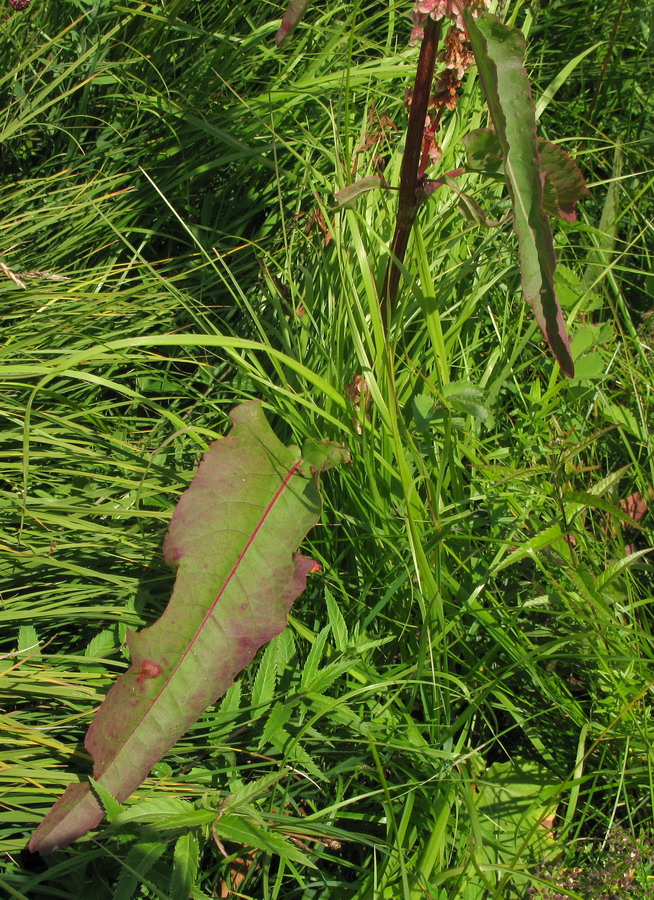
113,841,166,900
30,401,346,855
325,589,348,652
219,679,242,716
90,778,123,823
464,10,574,376
493,524,565,573
443,381,490,422
214,814,316,867
17,625,39,655
251,636,281,709
171,832,200,900
258,700,293,751
84,628,117,659
114,797,197,826
300,625,331,691
333,177,389,209
226,771,290,809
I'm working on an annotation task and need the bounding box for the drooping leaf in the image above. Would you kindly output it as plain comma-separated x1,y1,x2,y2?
462,127,503,176
463,10,575,376
442,176,501,228
538,139,589,222
29,401,348,855
333,176,390,209
275,0,312,46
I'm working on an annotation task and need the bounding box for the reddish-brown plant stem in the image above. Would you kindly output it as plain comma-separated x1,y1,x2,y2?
380,16,442,326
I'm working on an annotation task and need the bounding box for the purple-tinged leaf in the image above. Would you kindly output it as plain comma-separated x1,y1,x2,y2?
333,176,390,209
463,10,574,376
538,139,589,223
29,401,348,855
275,0,312,46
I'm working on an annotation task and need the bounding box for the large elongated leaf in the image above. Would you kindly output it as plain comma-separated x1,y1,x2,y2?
30,401,347,855
463,11,574,377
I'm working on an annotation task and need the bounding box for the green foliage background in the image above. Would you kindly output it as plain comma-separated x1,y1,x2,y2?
1,0,653,897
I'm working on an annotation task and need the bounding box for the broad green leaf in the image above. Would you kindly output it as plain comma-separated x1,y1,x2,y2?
30,401,347,855
476,759,558,861
464,11,574,376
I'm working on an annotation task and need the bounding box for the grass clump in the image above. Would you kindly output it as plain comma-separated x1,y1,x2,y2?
1,0,653,898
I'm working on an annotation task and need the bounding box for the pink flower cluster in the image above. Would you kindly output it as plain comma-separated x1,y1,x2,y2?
409,0,489,46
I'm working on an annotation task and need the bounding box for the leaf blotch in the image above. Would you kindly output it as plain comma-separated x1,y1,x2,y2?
137,660,163,680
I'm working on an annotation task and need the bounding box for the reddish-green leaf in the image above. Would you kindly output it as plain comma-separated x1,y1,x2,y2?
463,128,588,223
538,139,589,222
275,0,312,45
29,401,347,855
464,11,574,377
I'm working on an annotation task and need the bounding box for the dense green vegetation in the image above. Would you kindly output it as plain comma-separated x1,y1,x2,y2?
2,0,653,897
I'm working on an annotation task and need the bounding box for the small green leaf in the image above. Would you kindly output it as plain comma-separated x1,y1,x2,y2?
301,438,350,475
90,778,123,823
325,588,348,652
84,628,117,659
443,381,490,422
300,625,330,691
412,393,436,432
17,625,39,655
570,352,605,381
252,636,281,709
171,832,200,900
333,177,390,209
